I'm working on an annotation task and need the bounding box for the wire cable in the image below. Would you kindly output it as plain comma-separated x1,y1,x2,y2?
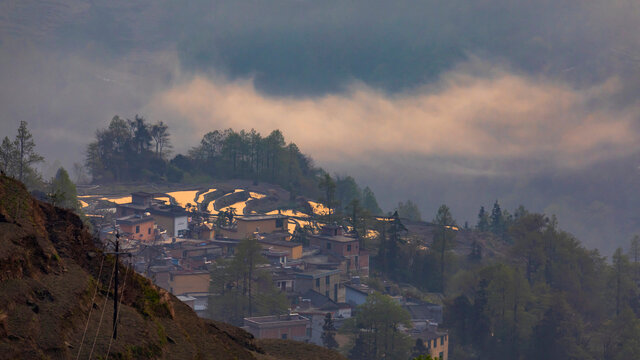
88,260,116,359
75,254,105,360
104,263,131,359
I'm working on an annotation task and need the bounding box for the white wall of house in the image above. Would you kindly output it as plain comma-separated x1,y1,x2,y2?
175,216,188,236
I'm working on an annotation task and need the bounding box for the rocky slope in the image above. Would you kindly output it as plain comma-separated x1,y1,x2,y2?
0,175,344,360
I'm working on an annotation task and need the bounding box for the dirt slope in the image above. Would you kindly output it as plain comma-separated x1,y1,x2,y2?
0,175,344,360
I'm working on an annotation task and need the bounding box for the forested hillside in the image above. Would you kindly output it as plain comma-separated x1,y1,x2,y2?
84,115,382,214
359,205,640,360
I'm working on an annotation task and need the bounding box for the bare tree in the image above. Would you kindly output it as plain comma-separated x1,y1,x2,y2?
150,121,172,158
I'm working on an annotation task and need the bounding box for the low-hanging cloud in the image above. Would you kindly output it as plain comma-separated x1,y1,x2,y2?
151,62,640,176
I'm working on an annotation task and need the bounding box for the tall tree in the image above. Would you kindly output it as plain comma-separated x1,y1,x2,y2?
0,136,17,176
318,173,336,222
322,313,339,349
362,186,383,215
490,200,505,238
208,238,287,324
611,248,635,316
397,200,422,221
48,167,79,210
14,121,44,183
630,235,640,282
150,121,172,158
129,115,151,154
433,204,456,293
476,206,489,232
344,292,413,360
387,211,407,278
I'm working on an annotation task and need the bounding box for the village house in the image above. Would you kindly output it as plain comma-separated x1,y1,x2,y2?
165,241,222,263
167,270,210,296
403,298,444,325
149,205,189,237
115,192,189,237
308,225,369,276
116,214,155,243
219,214,289,240
296,290,352,347
294,269,343,302
272,268,298,293
409,328,449,360
148,264,175,291
116,191,156,217
258,237,303,260
344,281,374,307
243,313,310,341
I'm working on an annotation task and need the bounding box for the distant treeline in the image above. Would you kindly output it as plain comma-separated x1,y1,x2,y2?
85,115,382,214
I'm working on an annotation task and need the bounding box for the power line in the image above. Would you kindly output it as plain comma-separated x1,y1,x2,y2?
105,264,131,359
75,254,105,360
88,260,116,359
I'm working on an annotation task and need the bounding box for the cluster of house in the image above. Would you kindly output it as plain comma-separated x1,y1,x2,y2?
93,191,447,359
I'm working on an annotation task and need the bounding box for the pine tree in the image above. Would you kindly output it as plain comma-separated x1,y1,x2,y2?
0,136,17,176
362,186,382,215
490,200,505,238
319,173,336,222
476,206,489,232
15,121,43,182
321,313,339,349
434,204,456,293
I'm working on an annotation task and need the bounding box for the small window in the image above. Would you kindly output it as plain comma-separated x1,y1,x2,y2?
316,278,320,287
276,218,284,228
433,339,437,348
327,242,332,250
148,227,151,234
136,225,140,233
281,333,287,340
325,290,329,297
347,244,352,251
439,352,444,359
326,276,330,284
441,336,444,345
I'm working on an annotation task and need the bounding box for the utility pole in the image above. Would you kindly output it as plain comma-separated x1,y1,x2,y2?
108,229,131,340
113,232,119,339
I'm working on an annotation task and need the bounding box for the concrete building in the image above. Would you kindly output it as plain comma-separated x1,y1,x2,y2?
220,214,289,240
115,192,189,237
308,225,369,276
243,313,310,341
403,299,443,325
258,237,303,260
409,328,449,360
295,269,343,302
149,205,189,237
167,270,210,295
344,283,374,307
116,214,155,243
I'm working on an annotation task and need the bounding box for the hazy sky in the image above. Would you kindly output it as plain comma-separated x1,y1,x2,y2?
1,0,639,254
